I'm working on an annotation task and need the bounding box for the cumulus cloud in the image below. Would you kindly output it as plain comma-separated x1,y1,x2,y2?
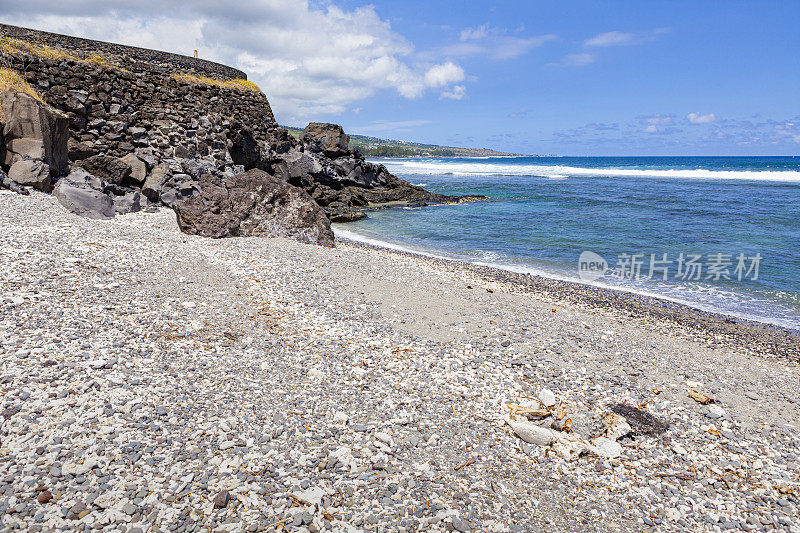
0,0,469,123
687,112,718,124
424,62,465,88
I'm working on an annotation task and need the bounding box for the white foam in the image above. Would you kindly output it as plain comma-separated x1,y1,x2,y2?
373,159,800,183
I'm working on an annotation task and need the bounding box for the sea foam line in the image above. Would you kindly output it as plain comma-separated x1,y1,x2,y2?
375,160,800,182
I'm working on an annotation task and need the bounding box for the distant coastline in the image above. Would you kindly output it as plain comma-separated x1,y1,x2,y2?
281,125,553,158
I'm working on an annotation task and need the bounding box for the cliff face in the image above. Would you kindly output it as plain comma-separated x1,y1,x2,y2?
1,23,276,166
0,24,481,231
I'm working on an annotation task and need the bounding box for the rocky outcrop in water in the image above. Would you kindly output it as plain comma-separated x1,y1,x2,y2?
269,123,484,222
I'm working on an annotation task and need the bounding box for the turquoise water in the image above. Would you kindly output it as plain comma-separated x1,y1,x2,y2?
334,156,800,330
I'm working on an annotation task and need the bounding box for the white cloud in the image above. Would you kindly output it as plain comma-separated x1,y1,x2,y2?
0,0,469,124
424,62,465,88
585,28,668,47
585,31,636,47
638,114,677,133
460,25,490,41
687,112,718,124
440,85,466,100
439,25,556,60
554,53,596,67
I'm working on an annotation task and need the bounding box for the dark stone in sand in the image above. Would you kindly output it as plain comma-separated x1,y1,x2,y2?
213,490,230,509
609,404,669,437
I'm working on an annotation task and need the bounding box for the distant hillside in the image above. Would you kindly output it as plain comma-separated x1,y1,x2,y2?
282,126,528,158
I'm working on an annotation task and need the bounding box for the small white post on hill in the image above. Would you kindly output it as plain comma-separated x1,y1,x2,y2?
193,50,198,59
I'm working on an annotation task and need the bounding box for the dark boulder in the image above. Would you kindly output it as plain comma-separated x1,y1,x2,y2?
8,159,51,191
53,168,144,219
173,169,334,247
67,137,98,161
228,128,261,170
0,167,29,195
53,169,115,219
1,89,69,177
301,123,350,157
141,163,169,202
160,174,201,207
76,155,132,186
120,153,147,185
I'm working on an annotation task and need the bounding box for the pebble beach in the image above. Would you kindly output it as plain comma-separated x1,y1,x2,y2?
1,189,799,532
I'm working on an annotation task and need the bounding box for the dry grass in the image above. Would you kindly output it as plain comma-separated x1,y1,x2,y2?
0,37,121,70
173,73,262,93
0,36,78,61
0,67,44,121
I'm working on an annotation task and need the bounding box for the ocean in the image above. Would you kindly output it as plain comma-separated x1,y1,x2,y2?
333,156,800,330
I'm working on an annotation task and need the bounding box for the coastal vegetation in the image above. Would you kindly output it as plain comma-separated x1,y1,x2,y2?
172,73,262,93
1,36,121,70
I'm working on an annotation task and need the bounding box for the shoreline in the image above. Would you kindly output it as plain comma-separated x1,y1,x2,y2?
335,235,800,361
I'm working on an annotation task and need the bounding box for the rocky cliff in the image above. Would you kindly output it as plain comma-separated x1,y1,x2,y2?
0,23,481,243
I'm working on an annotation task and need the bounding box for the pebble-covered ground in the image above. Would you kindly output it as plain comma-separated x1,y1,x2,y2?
1,190,799,533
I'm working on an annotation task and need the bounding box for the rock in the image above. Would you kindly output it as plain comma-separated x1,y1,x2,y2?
67,137,97,161
228,128,261,170
538,388,557,408
213,490,230,509
300,123,350,157
452,516,469,532
54,169,115,219
1,89,69,176
609,403,669,436
141,163,169,202
707,404,726,419
281,150,323,180
602,412,632,441
592,437,623,458
37,491,53,504
113,190,144,215
121,153,147,185
508,420,557,446
134,148,156,171
159,176,200,207
0,167,30,195
568,410,604,438
173,169,335,247
553,434,590,461
76,154,132,185
8,159,51,191
122,502,137,515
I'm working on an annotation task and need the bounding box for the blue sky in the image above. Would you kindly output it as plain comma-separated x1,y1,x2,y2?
3,0,799,155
